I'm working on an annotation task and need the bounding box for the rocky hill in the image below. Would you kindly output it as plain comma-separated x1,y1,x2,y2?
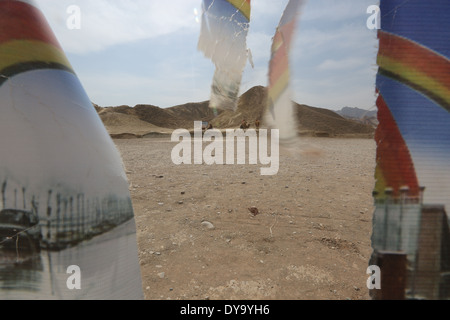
165,101,221,122
209,86,267,128
95,86,375,138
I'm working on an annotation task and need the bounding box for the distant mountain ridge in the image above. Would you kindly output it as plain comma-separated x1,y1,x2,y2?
95,86,375,138
335,106,378,128
336,106,377,119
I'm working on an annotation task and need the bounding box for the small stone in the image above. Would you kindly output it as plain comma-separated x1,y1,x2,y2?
201,221,215,230
178,201,184,204
158,272,165,279
248,207,259,216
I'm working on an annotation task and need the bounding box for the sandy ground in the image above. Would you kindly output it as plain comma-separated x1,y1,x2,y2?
114,135,376,300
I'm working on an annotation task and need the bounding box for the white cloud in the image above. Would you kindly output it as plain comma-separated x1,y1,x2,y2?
37,0,200,54
295,24,377,55
78,66,212,108
317,57,366,71
293,62,377,110
301,0,372,23
246,31,272,65
250,0,290,20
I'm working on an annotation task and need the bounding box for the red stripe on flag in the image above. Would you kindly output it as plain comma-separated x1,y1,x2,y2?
378,31,450,92
0,1,62,49
375,93,420,197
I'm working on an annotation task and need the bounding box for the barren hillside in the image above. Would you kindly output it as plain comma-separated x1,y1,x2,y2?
95,86,375,138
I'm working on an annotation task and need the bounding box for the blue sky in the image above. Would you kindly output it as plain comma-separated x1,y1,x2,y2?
36,0,379,111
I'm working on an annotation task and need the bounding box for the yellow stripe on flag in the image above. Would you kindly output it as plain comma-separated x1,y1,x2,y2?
378,55,450,108
0,40,73,72
268,68,290,103
227,0,251,20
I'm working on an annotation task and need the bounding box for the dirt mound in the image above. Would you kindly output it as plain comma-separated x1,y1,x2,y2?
93,103,103,113
98,109,169,135
110,133,142,139
96,101,218,132
165,101,220,122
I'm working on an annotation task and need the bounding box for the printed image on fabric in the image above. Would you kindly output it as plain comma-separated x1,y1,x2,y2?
198,0,251,111
371,0,450,300
265,0,306,142
0,0,143,299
